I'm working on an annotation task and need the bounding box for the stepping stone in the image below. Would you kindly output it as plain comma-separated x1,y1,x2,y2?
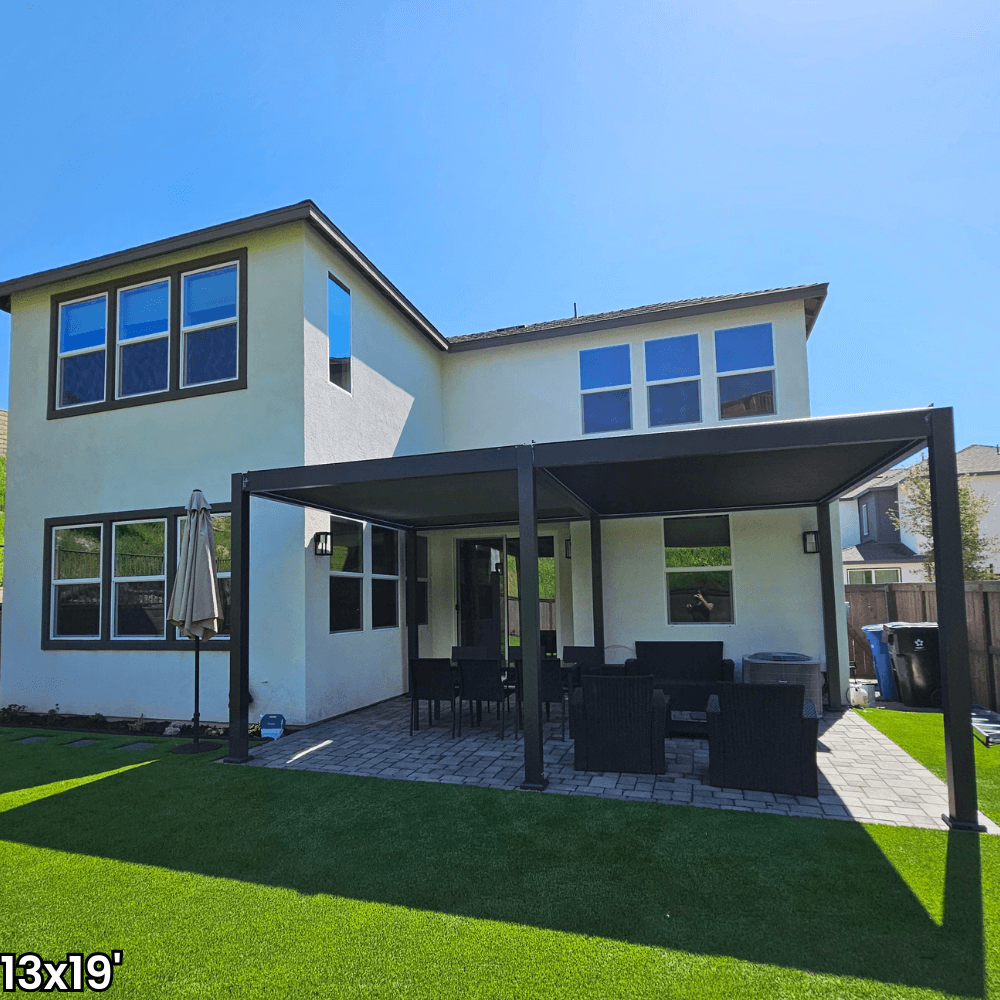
117,742,155,750
66,739,97,747
18,736,48,743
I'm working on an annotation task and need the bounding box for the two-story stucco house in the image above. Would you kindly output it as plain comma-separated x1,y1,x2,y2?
0,200,861,730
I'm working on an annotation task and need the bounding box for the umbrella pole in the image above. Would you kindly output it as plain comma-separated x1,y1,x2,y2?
193,635,200,747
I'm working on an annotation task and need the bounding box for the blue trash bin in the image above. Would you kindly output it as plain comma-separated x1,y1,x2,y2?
861,624,897,701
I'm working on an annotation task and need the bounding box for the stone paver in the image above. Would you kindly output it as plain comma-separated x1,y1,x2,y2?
244,697,998,834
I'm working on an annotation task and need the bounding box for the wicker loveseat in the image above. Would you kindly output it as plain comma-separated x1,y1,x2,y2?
706,682,820,797
570,674,669,774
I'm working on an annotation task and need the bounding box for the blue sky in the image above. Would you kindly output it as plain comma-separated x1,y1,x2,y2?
1,1,996,449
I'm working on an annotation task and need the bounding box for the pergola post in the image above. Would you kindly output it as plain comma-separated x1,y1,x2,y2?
590,514,605,654
817,502,844,710
404,529,419,665
225,472,251,763
517,444,547,790
927,408,983,831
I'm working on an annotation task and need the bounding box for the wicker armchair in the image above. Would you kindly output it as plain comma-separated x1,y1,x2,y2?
706,683,820,797
570,674,668,774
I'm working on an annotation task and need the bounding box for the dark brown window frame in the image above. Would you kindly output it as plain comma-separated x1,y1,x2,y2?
47,248,248,420
42,503,232,651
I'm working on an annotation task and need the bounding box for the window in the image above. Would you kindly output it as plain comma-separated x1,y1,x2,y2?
848,569,901,584
645,334,701,427
580,344,631,434
118,279,169,397
113,520,167,638
177,513,232,637
51,525,102,637
43,503,232,649
861,502,870,536
328,274,352,392
371,527,399,629
329,518,363,633
58,296,108,407
182,264,239,386
49,249,247,418
664,516,734,624
715,323,775,420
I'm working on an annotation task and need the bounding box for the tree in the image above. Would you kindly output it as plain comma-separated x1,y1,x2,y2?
889,463,999,581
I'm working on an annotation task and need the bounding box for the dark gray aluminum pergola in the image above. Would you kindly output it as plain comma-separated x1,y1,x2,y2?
225,406,984,831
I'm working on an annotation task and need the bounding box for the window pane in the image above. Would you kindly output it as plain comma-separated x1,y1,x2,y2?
330,576,362,632
372,527,398,577
372,577,398,629
183,266,237,327
60,351,105,406
847,570,872,584
114,521,165,578
667,571,733,623
330,520,362,573
714,323,774,373
580,344,630,390
212,515,231,574
873,569,901,584
54,526,101,580
54,583,101,637
185,323,238,385
120,338,169,396
60,297,106,352
329,276,352,391
648,380,700,426
719,370,775,419
582,388,631,434
216,577,232,636
645,335,699,381
664,515,730,548
115,580,165,636
119,281,169,340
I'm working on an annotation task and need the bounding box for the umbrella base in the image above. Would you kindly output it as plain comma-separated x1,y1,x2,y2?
169,741,224,755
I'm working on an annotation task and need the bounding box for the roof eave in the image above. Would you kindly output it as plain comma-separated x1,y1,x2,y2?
0,201,449,351
447,283,829,353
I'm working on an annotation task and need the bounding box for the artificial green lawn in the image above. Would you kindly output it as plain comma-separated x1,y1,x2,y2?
0,722,995,999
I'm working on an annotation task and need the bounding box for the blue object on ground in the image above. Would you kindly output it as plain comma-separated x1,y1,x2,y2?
260,713,285,740
861,624,897,701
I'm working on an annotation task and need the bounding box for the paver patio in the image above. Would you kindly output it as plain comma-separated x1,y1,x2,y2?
245,697,999,833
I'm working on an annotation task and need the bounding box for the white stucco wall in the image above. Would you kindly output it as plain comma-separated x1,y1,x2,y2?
2,224,311,722
440,300,811,451
299,228,447,722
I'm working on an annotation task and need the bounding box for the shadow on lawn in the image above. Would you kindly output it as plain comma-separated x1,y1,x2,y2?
0,749,987,998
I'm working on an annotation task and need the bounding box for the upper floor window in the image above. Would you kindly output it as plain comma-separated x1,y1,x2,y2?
328,274,352,392
645,334,701,427
49,249,247,419
714,323,775,420
861,502,870,536
580,344,631,434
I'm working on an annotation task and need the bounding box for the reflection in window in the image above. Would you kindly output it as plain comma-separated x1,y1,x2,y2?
177,513,232,636
330,518,363,632
113,520,166,637
182,265,239,387
715,323,775,420
664,516,733,624
52,525,102,637
580,345,631,434
118,280,169,397
371,526,399,629
58,297,107,408
328,274,352,392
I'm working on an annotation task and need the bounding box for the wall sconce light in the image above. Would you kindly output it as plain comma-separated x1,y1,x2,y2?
313,532,332,557
802,531,820,554
565,539,572,559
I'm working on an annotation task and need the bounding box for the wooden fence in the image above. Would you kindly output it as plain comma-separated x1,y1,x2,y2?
845,582,1000,711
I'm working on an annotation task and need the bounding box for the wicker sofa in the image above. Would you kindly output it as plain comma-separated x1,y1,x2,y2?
706,682,820,797
623,640,735,735
570,674,669,774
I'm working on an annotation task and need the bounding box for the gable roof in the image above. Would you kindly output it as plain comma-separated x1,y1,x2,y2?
842,540,923,564
841,444,1000,501
447,283,828,352
0,200,450,351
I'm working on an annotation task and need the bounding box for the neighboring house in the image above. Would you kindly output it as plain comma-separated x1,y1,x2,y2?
0,200,841,725
840,445,1000,583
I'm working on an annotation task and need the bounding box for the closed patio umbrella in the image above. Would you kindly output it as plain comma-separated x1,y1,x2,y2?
167,490,222,752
